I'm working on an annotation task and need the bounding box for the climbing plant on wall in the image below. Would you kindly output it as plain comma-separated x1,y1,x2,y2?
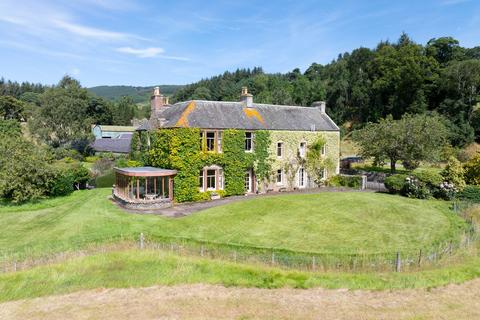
144,128,271,202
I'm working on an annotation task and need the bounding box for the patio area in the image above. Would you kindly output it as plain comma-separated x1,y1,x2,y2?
112,167,177,210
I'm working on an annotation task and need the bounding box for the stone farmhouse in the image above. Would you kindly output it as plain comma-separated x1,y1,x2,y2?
130,87,340,197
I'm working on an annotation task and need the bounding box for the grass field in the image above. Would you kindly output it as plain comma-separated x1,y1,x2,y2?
1,249,480,303
0,189,465,257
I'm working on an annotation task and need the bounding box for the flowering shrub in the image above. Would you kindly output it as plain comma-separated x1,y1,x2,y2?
404,176,431,199
437,181,458,200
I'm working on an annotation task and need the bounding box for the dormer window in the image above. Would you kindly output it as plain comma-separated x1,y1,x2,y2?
299,142,306,158
245,132,253,152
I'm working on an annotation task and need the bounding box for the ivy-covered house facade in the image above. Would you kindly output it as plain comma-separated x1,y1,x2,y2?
134,87,339,202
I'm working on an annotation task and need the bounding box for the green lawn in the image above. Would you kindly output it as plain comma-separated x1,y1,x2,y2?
0,189,465,257
1,249,480,302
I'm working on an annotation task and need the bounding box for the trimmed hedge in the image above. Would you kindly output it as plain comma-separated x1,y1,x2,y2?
327,175,362,189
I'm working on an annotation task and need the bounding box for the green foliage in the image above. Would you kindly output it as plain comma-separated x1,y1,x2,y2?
112,96,135,126
441,156,466,191
49,170,75,197
0,119,21,137
384,174,408,194
327,175,362,188
458,185,480,202
127,160,142,167
29,76,93,148
0,95,25,121
88,85,183,103
464,153,480,185
85,156,100,163
0,136,57,203
147,128,270,202
305,136,334,186
353,113,448,172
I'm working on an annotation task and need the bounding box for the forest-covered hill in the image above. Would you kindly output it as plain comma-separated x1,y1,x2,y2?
171,34,480,146
88,85,183,103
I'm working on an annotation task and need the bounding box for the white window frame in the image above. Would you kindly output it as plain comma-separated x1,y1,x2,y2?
245,131,254,152
205,131,216,152
299,141,307,158
298,167,306,188
245,170,252,193
321,144,326,156
277,141,283,158
199,166,224,192
276,169,283,185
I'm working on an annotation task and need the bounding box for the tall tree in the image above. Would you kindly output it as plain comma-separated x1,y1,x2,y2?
353,113,448,172
30,76,92,147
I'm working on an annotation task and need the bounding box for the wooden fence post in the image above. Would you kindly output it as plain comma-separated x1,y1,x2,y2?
271,251,275,265
417,249,422,267
233,250,237,263
139,233,144,250
312,256,316,271
395,252,401,272
200,245,204,257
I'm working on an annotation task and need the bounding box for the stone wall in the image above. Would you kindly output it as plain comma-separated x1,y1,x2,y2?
262,130,340,192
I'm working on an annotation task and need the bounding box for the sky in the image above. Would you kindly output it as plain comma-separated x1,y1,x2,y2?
0,0,479,87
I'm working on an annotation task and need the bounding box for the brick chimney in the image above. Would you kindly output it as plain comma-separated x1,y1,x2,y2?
240,86,253,108
312,101,326,113
151,87,169,114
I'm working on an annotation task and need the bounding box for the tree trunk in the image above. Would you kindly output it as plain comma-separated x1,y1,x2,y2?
390,159,396,173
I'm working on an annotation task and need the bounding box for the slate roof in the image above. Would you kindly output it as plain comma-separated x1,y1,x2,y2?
146,100,339,132
91,137,131,154
92,125,135,132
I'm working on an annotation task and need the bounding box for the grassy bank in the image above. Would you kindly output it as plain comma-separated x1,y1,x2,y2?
0,249,479,302
0,189,466,257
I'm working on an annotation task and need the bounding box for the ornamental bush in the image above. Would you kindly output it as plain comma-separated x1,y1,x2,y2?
441,156,465,191
0,136,57,203
384,174,408,194
464,154,480,186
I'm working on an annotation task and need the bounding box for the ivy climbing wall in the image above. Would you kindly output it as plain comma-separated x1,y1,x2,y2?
265,130,340,191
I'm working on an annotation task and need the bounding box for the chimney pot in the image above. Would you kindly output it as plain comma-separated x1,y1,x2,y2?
240,86,253,108
312,101,326,113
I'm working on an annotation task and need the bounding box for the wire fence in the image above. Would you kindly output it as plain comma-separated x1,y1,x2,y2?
1,201,479,274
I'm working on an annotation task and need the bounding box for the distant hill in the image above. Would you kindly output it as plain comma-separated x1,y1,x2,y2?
88,85,184,103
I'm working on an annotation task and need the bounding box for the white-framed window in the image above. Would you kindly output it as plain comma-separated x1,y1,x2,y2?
200,130,223,153
299,142,307,158
276,169,283,185
206,131,215,151
199,166,224,192
245,131,253,152
298,167,306,188
245,171,252,192
206,169,216,190
321,144,326,156
277,142,283,158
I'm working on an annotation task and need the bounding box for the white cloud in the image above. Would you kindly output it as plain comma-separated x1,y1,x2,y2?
116,47,164,58
53,19,134,41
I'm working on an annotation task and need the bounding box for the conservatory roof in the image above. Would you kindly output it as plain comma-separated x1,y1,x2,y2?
114,167,177,177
